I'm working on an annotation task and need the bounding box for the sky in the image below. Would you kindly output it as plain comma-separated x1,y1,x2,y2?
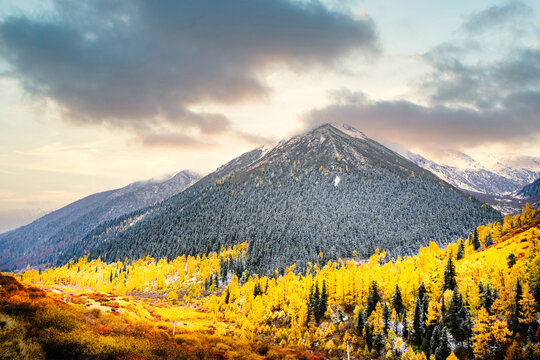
0,0,539,232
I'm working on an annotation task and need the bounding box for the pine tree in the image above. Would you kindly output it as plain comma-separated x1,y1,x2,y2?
456,241,464,260
317,280,328,323
372,330,385,356
442,256,457,292
444,289,470,345
411,282,429,347
472,228,481,251
402,309,409,339
484,233,493,247
430,324,441,356
355,310,365,334
392,284,404,318
366,280,381,316
253,282,263,297
365,321,373,351
382,303,390,334
224,287,230,304
434,329,450,360
479,282,497,313
507,252,516,269
412,297,424,347
509,278,523,335
306,284,315,326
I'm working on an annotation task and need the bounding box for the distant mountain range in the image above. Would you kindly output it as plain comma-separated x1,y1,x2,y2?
51,124,500,275
0,171,201,271
377,143,540,214
518,177,540,198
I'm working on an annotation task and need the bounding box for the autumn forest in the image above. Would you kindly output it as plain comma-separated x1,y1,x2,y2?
0,204,537,359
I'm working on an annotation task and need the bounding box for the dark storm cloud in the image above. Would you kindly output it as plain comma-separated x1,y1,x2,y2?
306,2,540,153
0,0,378,145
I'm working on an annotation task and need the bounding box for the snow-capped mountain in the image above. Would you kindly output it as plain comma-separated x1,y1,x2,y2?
518,177,540,198
56,124,499,274
376,138,540,215
0,170,201,271
403,151,539,196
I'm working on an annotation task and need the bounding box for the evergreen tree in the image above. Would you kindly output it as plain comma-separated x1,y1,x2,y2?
456,241,464,260
224,287,230,304
365,321,373,351
317,280,328,323
444,289,470,344
402,309,409,339
392,284,404,318
430,324,441,356
355,310,365,334
411,282,429,347
417,282,429,314
484,233,493,247
507,252,516,269
366,280,381,316
372,331,385,356
253,282,263,297
472,228,481,251
479,282,497,313
220,258,228,283
509,278,523,334
382,303,390,334
412,297,424,346
434,329,451,360
306,284,315,326
442,256,457,292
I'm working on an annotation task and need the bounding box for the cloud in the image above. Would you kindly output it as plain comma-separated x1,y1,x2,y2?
421,45,540,110
0,0,378,144
138,132,218,149
305,94,540,151
463,1,530,33
305,2,540,155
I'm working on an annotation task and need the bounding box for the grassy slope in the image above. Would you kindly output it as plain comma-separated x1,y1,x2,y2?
0,274,322,360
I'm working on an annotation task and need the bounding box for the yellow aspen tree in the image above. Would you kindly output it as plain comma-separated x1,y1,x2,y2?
425,299,441,328
472,307,492,358
519,283,537,326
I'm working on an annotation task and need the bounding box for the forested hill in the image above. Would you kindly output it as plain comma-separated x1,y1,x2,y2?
58,124,501,274
0,170,200,271
519,177,540,199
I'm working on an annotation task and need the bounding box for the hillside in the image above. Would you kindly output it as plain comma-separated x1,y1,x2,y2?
519,177,540,199
0,272,322,360
16,206,540,360
382,145,540,215
0,170,200,271
58,124,501,274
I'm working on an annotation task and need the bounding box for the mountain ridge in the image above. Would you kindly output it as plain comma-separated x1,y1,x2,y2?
0,170,201,271
57,124,501,274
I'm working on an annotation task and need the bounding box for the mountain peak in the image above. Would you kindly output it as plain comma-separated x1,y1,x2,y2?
303,122,367,140
67,118,500,274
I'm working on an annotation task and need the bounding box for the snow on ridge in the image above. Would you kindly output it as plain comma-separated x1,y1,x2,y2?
330,122,367,139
